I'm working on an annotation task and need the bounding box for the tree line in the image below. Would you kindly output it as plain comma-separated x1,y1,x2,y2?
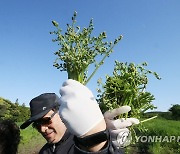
0,96,179,122
143,104,180,120
0,97,30,122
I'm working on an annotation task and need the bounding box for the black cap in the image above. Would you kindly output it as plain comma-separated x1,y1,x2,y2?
20,93,60,129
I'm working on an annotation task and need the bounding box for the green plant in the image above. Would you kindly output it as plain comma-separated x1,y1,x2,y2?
97,61,161,119
50,11,122,84
97,61,161,149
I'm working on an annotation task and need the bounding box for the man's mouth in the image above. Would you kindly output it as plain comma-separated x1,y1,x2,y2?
44,131,54,138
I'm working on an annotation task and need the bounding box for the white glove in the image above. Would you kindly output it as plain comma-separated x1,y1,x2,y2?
59,79,104,137
104,106,139,148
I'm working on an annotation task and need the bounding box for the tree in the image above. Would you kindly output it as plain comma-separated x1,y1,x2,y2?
22,103,26,107
17,103,30,122
0,101,7,119
0,97,30,122
169,104,180,120
15,98,19,106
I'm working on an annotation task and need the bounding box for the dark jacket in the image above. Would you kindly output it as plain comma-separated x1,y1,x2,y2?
39,130,124,154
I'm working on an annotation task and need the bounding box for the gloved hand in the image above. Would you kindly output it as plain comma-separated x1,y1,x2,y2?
104,106,139,148
59,79,104,137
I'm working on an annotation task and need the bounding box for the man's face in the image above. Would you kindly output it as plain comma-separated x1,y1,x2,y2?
33,110,67,144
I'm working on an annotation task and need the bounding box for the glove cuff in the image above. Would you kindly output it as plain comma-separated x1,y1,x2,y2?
74,129,109,148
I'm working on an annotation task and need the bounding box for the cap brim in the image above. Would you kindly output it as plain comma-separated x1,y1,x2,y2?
20,109,51,129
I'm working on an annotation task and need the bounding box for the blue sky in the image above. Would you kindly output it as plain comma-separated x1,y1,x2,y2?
0,0,180,112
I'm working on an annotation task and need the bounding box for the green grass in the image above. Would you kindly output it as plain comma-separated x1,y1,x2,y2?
128,118,180,154
143,118,180,135
17,123,46,154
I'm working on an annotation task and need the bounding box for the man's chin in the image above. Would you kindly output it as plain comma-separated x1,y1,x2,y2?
47,138,56,144
46,137,61,144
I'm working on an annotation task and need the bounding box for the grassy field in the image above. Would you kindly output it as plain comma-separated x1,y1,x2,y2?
126,118,180,154
18,125,46,154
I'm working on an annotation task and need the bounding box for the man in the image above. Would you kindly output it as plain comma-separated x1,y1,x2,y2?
20,79,139,153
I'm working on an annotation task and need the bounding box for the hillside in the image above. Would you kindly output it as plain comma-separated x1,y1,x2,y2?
0,97,30,122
